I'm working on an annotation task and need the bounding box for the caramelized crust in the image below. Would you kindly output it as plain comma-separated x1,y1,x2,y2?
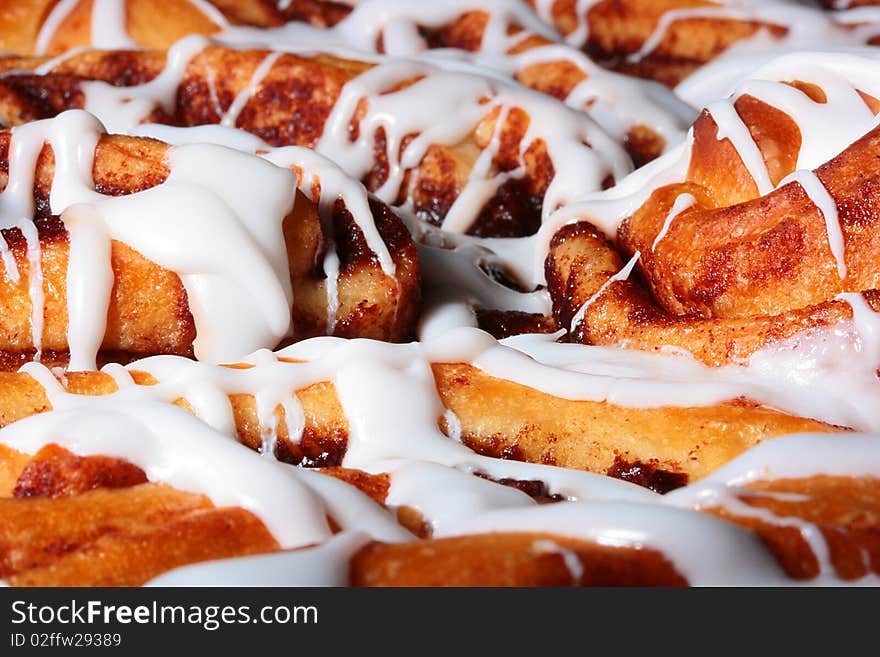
0,130,419,365
621,106,880,319
0,447,280,586
12,443,148,498
547,221,868,366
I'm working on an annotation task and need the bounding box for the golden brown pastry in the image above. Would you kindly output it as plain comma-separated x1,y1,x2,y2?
2,438,878,586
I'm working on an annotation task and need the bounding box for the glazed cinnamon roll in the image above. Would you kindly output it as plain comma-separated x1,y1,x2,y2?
0,0,694,165
545,52,880,380
0,111,419,369
0,42,631,238
0,420,876,586
529,0,880,89
0,0,878,588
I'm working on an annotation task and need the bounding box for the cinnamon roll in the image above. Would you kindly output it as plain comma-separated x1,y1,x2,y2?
0,42,630,237
0,0,695,165
529,0,880,91
546,52,880,377
0,0,877,587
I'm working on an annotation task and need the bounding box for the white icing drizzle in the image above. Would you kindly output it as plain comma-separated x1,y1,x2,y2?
80,34,211,134
30,28,633,237
779,169,846,278
651,192,696,252
132,123,397,279
146,531,373,587
220,52,282,127
444,500,788,586
0,111,413,367
35,0,79,56
90,0,138,50
312,56,629,234
674,6,880,106
707,98,774,195
34,46,90,75
35,0,229,55
629,6,758,65
186,0,230,30
569,250,640,333
215,0,693,151
531,539,584,584
6,0,880,588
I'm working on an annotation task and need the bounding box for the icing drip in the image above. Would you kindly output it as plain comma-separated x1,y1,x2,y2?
707,99,773,195
531,539,585,584
133,123,397,278
81,34,210,134
90,0,139,50
35,0,79,56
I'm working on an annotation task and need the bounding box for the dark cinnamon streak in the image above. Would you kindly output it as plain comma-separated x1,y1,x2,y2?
606,456,688,494
13,445,148,499
475,471,566,503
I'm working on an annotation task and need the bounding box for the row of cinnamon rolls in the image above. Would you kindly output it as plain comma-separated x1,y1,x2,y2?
0,0,878,586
